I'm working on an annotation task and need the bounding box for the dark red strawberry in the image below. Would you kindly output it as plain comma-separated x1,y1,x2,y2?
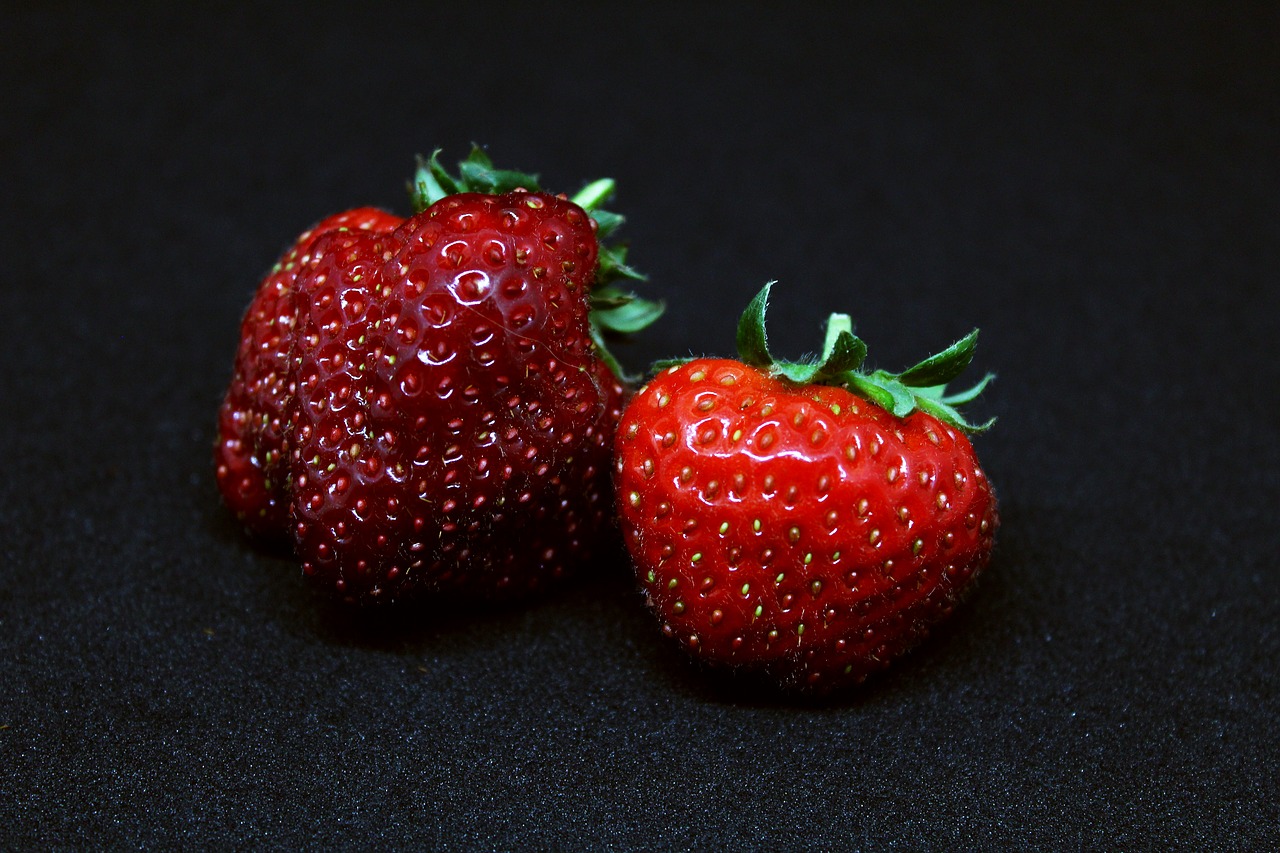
216,148,660,602
614,283,998,693
216,207,404,538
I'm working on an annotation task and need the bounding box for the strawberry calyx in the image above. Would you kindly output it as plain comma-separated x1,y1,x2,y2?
659,282,996,432
410,145,663,383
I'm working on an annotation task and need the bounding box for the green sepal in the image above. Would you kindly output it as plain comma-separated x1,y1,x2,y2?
408,146,659,382
819,314,869,377
597,243,646,284
592,286,665,334
590,287,665,384
412,145,543,211
897,328,979,387
571,178,616,213
735,281,776,368
677,282,995,433
587,209,624,240
940,372,995,405
915,395,996,433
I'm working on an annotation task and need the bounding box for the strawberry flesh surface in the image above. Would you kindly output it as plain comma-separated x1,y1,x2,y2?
615,359,999,693
217,192,625,603
215,208,404,539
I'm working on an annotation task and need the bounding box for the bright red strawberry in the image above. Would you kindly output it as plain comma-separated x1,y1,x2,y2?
216,207,404,538
216,148,660,603
614,283,998,693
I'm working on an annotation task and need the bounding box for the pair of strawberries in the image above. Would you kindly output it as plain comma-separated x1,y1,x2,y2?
215,149,998,694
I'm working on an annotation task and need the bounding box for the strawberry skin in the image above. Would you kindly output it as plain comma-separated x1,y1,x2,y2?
289,191,625,601
614,285,998,693
215,148,658,604
215,207,403,538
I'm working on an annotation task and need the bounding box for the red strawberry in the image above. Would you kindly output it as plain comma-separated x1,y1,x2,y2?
216,148,661,603
614,283,998,693
216,207,404,538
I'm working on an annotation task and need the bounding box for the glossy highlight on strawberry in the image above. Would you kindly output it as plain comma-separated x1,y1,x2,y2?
614,284,998,693
215,148,659,604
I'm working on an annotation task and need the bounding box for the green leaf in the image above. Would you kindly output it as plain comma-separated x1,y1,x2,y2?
589,325,632,385
816,314,868,378
771,360,822,385
457,148,541,193
571,178,616,212
410,150,456,211
708,282,997,432
426,150,462,196
465,145,494,170
897,329,979,387
588,209,625,240
593,294,665,334
909,383,948,401
916,395,996,433
869,371,918,417
590,285,636,309
597,244,645,284
846,372,897,412
941,372,995,405
735,282,776,367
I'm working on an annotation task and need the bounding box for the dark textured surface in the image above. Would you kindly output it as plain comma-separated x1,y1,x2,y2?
3,3,1278,849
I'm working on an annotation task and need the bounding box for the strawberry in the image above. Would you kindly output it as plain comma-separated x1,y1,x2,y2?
614,283,998,693
216,207,404,539
216,148,661,603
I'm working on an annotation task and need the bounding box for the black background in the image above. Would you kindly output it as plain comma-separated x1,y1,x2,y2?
3,3,1278,849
